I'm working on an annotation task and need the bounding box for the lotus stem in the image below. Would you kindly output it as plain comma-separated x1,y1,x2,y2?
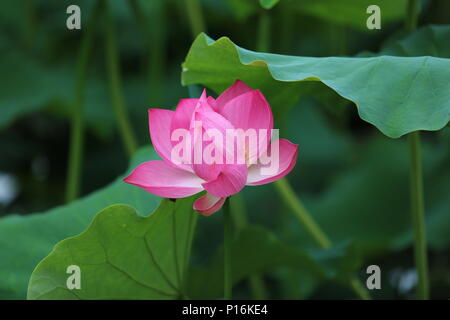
407,132,429,299
405,0,429,300
24,0,37,49
274,178,371,300
185,0,205,39
231,195,268,299
274,179,331,248
279,3,294,54
257,11,271,52
129,0,166,106
104,1,138,158
223,197,232,300
406,0,418,31
65,0,102,202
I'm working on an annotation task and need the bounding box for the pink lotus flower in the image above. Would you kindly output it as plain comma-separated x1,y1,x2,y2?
124,80,298,216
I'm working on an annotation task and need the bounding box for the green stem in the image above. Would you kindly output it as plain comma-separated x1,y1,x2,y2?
274,179,331,248
104,1,138,157
279,3,294,54
408,132,429,299
405,0,418,31
185,0,205,39
349,276,371,300
65,0,102,202
129,0,166,106
256,11,271,52
128,0,147,70
148,3,166,106
223,198,232,300
274,178,371,300
24,0,37,50
230,195,268,300
405,0,429,300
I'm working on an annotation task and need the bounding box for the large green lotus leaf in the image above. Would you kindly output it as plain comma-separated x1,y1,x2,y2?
297,0,408,30
0,147,160,299
182,33,450,138
187,225,360,299
381,25,450,58
319,25,450,119
27,199,198,300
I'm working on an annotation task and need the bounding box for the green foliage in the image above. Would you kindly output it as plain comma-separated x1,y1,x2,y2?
0,53,72,131
382,25,450,58
225,0,407,30
300,136,450,254
182,33,450,138
0,147,160,299
28,200,198,299
187,226,359,299
226,0,280,21
226,0,261,20
0,50,148,140
259,0,280,10
297,0,408,30
27,206,361,300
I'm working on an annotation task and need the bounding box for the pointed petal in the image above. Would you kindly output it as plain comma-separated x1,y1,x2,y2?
221,90,273,132
123,160,204,198
171,90,215,132
202,164,247,197
246,139,298,186
193,193,226,216
171,98,198,132
216,79,253,112
207,96,218,111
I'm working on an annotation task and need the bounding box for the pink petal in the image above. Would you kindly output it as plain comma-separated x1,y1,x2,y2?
149,108,193,172
193,193,226,216
202,164,248,197
171,90,215,132
221,90,273,131
207,96,218,111
220,90,274,163
190,107,235,181
148,108,174,164
216,79,253,112
246,139,299,186
194,89,215,113
171,98,198,132
123,160,204,198
191,127,224,181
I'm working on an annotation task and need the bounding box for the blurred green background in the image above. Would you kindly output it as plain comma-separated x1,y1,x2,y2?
0,0,449,299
